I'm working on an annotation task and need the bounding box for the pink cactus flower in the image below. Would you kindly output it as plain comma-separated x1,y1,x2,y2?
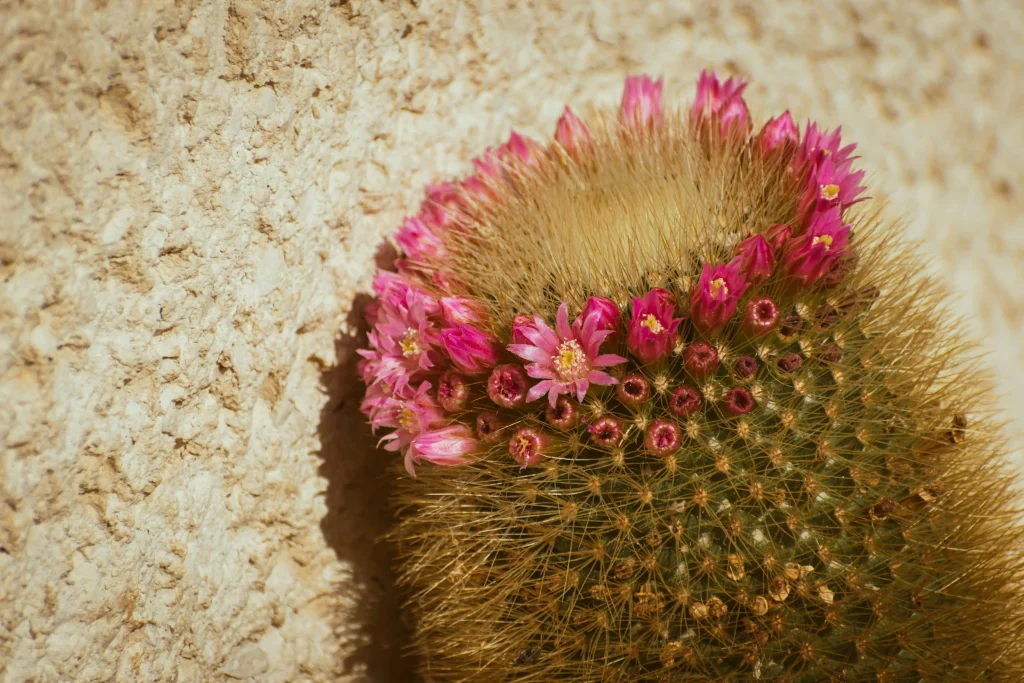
799,153,868,217
508,301,627,407
440,296,488,326
759,111,799,154
371,269,440,317
511,314,534,345
509,427,550,469
554,107,592,154
626,288,683,363
420,181,462,230
620,74,663,129
409,424,479,473
765,224,793,252
689,261,749,336
581,295,622,347
438,323,500,374
499,131,542,166
690,70,750,135
794,123,858,175
731,233,776,285
361,286,441,394
394,215,447,263
374,382,446,475
780,207,851,291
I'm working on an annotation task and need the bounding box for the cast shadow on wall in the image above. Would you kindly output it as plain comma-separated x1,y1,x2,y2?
317,242,422,682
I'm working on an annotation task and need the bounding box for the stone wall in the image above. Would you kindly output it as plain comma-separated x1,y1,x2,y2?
2,1,1022,681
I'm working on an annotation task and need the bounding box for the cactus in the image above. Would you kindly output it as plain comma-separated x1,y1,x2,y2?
357,73,1024,681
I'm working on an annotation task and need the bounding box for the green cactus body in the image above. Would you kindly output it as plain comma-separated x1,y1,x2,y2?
360,74,1024,681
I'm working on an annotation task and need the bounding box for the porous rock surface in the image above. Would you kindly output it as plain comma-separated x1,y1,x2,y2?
1,1,1022,681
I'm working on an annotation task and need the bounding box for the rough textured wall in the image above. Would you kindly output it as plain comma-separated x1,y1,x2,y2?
1,1,1022,681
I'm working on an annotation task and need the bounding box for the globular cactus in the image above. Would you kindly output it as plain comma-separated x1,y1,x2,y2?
357,73,1024,682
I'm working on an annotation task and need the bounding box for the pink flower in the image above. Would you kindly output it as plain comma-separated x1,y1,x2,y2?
420,181,462,230
554,107,592,154
511,314,534,344
487,364,529,409
581,296,621,348
799,153,868,217
409,424,478,473
620,74,663,129
440,296,488,326
373,382,446,475
394,215,447,263
780,207,851,291
794,123,858,175
499,131,541,166
730,233,775,285
371,270,440,317
508,301,627,407
627,288,683,363
361,284,441,394
759,111,799,154
690,70,750,135
438,323,499,374
509,427,550,469
689,262,749,336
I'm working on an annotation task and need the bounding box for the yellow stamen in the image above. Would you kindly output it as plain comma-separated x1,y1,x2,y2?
709,277,728,300
400,329,422,357
812,235,834,250
640,313,664,334
821,184,840,201
398,408,417,431
554,339,587,380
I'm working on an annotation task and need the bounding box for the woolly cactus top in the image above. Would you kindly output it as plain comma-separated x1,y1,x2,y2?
355,73,1024,682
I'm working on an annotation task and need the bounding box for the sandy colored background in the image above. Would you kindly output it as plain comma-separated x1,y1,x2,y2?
2,1,1023,681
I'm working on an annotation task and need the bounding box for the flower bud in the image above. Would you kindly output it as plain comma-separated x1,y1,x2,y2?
765,223,793,252
776,353,803,375
759,111,799,154
722,387,756,416
731,234,775,285
438,324,500,374
438,372,471,412
476,411,507,444
555,107,592,154
411,425,479,467
669,385,703,417
645,419,682,457
741,296,780,338
620,74,663,129
487,364,529,409
440,296,488,326
581,296,621,343
682,341,720,380
395,215,446,262
616,373,651,406
545,396,580,430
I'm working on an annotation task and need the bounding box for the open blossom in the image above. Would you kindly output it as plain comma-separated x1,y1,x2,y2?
410,424,478,473
780,206,851,290
372,382,446,476
759,111,799,153
690,70,750,135
689,262,749,336
731,233,775,285
440,297,488,326
438,323,500,374
361,286,441,394
795,123,858,174
620,74,663,128
395,215,447,263
799,152,867,217
508,301,626,407
627,288,682,363
372,269,440,317
554,107,591,153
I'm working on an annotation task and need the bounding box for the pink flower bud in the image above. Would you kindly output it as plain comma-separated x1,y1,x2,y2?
682,341,720,380
765,224,793,252
627,288,682,363
476,411,507,444
734,356,758,380
395,215,446,262
582,296,621,347
509,427,550,469
511,314,534,344
731,234,776,285
438,324,499,374
620,74,663,129
487,364,529,409
438,372,470,412
759,111,799,154
588,416,624,449
440,297,488,326
411,424,478,468
780,207,851,291
722,387,755,416
554,107,592,154
645,419,682,457
776,353,803,375
546,396,580,430
616,373,651,406
669,385,703,417
689,262,749,336
690,70,751,136
420,181,462,230
500,131,542,166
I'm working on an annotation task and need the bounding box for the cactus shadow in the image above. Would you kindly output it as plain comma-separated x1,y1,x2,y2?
316,243,421,682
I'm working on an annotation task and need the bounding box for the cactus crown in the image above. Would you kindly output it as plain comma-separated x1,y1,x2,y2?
358,74,1024,682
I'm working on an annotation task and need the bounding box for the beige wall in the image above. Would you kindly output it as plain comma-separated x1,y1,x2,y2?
2,1,1023,681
